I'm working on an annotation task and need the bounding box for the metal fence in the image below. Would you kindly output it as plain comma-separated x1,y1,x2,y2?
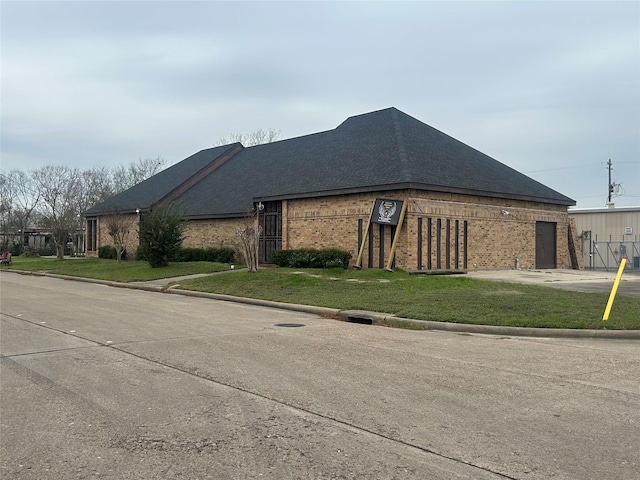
580,231,640,271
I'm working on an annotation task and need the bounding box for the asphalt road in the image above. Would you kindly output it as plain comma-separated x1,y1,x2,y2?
1,272,639,480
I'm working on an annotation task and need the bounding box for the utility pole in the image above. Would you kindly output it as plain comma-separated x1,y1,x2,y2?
607,159,613,205
606,159,620,208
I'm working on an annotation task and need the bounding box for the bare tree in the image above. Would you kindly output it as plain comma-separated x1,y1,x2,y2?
1,156,168,251
0,170,40,248
104,214,136,263
112,156,167,193
0,174,14,249
11,170,41,232
217,130,280,270
215,128,282,147
32,166,82,260
80,166,116,212
236,213,262,272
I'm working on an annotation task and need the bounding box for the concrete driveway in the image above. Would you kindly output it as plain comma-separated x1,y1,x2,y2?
1,272,638,479
466,268,640,297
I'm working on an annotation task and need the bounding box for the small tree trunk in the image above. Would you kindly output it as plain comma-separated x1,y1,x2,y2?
236,224,262,272
253,226,260,271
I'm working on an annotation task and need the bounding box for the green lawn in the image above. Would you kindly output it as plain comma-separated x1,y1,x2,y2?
3,258,638,330
3,256,232,283
175,268,640,330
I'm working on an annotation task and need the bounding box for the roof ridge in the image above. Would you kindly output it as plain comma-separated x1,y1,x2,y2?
155,143,244,208
335,106,397,128
390,108,412,182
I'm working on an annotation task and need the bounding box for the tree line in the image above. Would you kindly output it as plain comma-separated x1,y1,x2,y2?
1,129,283,262
0,157,166,259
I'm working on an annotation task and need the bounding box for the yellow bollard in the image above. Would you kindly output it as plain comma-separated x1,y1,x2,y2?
602,258,627,321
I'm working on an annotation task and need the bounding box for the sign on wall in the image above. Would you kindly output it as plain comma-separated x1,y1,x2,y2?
372,198,404,226
355,197,408,270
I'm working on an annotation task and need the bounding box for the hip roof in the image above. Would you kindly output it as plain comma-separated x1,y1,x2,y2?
85,107,575,217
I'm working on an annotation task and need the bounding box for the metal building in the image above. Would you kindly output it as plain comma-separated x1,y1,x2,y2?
569,206,640,271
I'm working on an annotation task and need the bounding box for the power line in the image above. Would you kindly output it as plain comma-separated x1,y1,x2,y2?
523,160,638,174
523,162,602,174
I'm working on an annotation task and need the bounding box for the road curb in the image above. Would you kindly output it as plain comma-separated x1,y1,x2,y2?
169,288,342,317
336,310,640,339
4,269,638,339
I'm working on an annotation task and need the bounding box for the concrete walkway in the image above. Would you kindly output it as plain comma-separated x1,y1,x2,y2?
130,271,238,288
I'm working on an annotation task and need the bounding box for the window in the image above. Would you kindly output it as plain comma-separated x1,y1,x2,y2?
87,218,97,252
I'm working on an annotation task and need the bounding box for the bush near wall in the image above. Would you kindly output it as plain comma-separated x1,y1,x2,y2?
21,244,54,257
11,243,23,256
134,246,237,263
21,246,41,257
171,246,237,263
134,246,147,262
271,248,352,269
98,245,127,260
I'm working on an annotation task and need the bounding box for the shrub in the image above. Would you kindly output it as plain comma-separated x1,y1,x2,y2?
271,248,351,269
171,247,200,262
171,246,237,263
270,249,289,267
135,246,147,261
211,246,237,264
11,243,23,256
98,245,127,260
320,248,352,269
138,205,185,268
21,246,40,257
98,245,115,259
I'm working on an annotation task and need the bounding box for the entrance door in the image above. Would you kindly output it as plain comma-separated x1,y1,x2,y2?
259,201,282,263
536,221,556,269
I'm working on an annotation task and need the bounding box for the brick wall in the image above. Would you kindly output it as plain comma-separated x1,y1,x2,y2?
182,218,247,251
88,213,140,258
407,192,570,270
89,190,571,270
88,214,248,260
283,190,570,270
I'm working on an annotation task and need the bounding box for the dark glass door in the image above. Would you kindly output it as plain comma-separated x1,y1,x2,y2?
259,201,282,263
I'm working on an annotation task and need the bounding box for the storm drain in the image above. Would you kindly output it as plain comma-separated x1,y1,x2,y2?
275,323,306,328
346,316,373,325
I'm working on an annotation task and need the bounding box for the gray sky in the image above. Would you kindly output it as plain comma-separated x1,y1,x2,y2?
2,0,639,208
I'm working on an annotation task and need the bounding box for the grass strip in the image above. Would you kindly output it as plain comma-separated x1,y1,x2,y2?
175,268,640,330
3,257,232,283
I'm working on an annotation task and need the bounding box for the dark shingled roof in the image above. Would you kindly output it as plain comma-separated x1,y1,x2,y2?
84,143,240,215
85,107,575,218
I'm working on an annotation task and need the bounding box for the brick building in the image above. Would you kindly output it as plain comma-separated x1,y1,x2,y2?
84,107,576,270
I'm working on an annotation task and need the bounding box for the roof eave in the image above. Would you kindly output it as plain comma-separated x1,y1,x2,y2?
83,207,145,217
255,182,576,207
182,211,255,221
